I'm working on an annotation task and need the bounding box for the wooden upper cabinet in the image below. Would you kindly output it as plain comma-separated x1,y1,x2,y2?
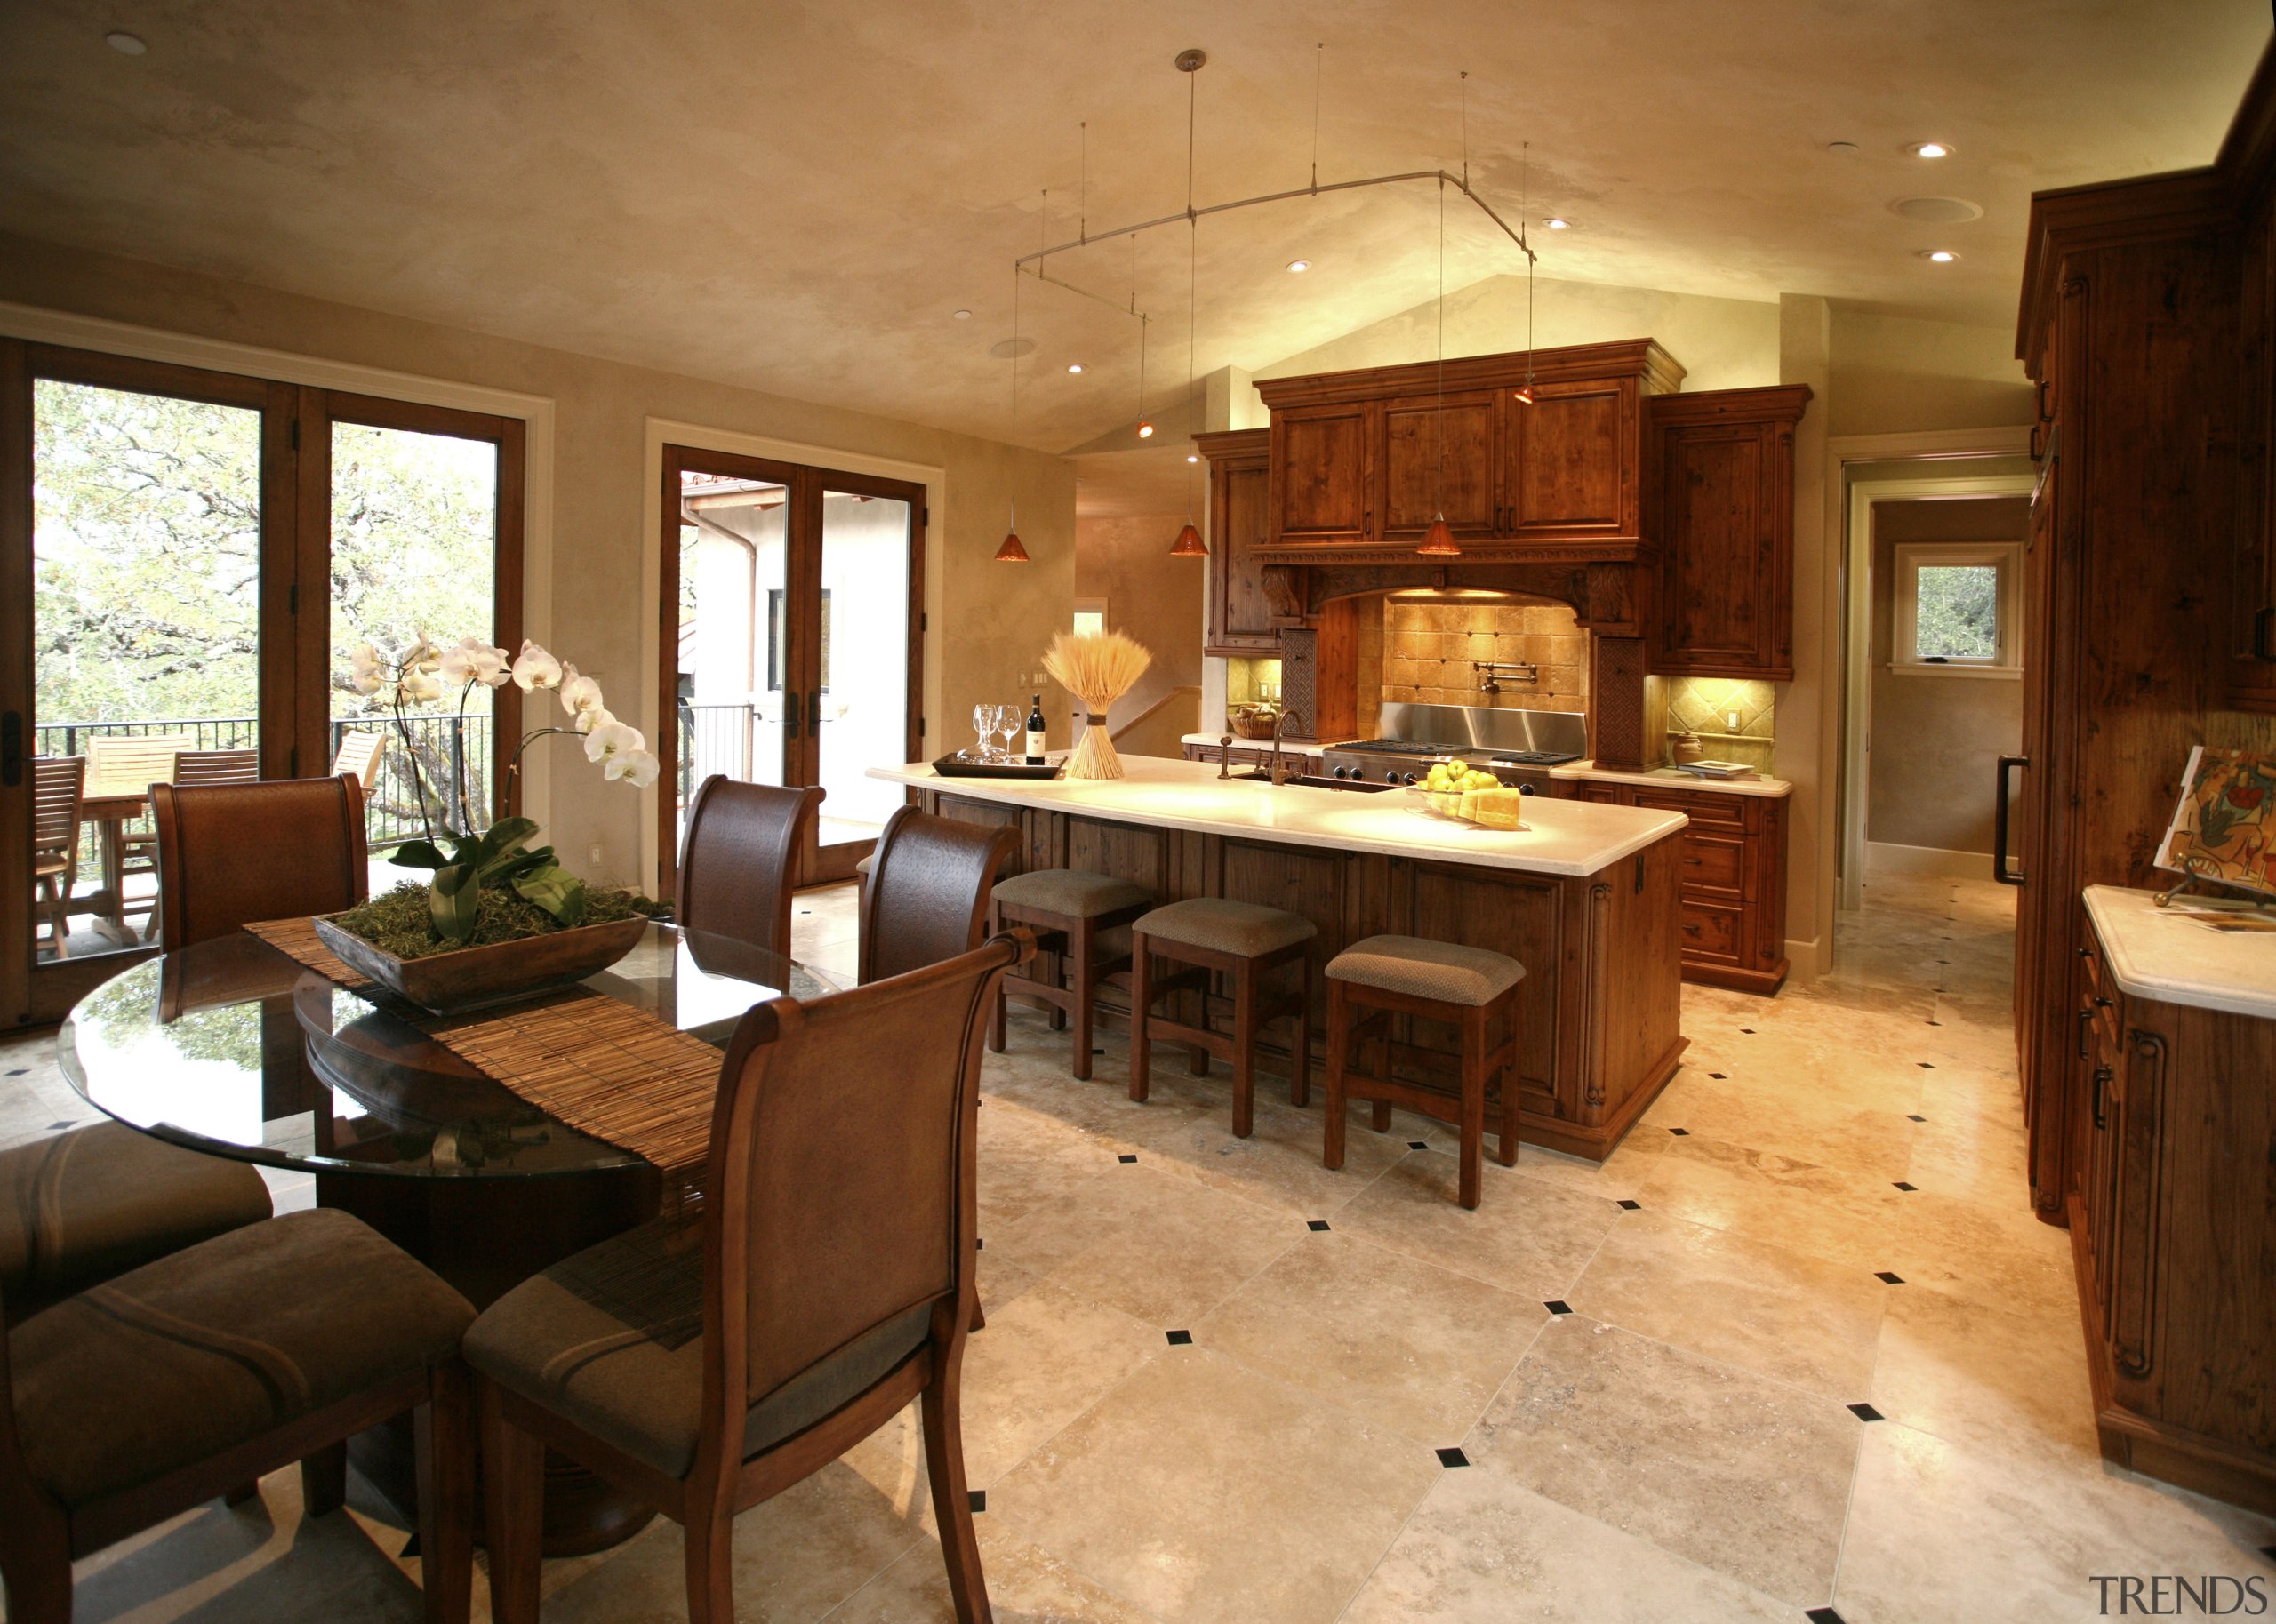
1381,392,1499,538
2232,181,2276,712
1198,428,1278,656
1505,379,1636,539
1270,402,1374,548
1648,386,1810,683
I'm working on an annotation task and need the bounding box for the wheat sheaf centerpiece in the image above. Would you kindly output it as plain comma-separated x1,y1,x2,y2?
1042,628,1151,781
314,635,669,1013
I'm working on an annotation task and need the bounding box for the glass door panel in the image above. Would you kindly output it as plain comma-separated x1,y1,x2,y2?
328,420,501,876
814,489,915,868
30,378,264,964
675,468,790,859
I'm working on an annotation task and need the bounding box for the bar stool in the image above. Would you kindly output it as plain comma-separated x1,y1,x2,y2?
1128,899,1315,1137
988,869,1154,1080
1323,935,1525,1210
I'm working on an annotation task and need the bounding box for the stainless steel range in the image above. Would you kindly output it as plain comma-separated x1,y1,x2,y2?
1320,703,1587,792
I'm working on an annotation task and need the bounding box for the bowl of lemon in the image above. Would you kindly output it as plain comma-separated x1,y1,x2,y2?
1407,761,1531,831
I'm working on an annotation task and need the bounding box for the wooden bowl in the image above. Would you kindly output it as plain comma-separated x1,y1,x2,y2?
311,912,649,1016
1228,712,1279,740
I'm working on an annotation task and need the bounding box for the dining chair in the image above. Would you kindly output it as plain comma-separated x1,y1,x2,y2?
31,758,84,961
677,776,824,959
330,730,388,792
468,930,1032,1624
151,775,370,950
857,805,1019,985
124,751,262,938
0,1209,477,1624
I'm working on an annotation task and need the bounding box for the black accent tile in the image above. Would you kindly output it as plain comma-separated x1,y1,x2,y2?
1668,1127,1690,1136
1117,1154,1138,1164
1935,958,1949,965
1093,1047,1106,1055
1905,1114,1927,1123
1740,1028,1756,1035
1847,1403,1885,1423
48,1120,74,1131
1617,1199,1641,1211
975,1237,984,1252
1435,1446,1471,1468
1875,1271,1905,1285
1917,1061,1935,1070
798,908,812,915
6,1068,26,1076
1408,1140,1430,1150
1165,1329,1193,1346
1893,1181,1917,1192
969,1490,987,1513
1307,1220,1331,1232
399,1532,420,1559
1807,1609,1847,1624
1543,1300,1574,1316
1708,1072,1727,1080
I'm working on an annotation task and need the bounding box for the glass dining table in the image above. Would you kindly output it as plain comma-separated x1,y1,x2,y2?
55,919,839,1555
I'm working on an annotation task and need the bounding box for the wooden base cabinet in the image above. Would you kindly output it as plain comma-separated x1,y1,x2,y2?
2068,917,2276,1514
1555,781,1788,993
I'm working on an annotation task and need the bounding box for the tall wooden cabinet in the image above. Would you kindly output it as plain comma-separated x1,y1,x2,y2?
1196,429,1276,656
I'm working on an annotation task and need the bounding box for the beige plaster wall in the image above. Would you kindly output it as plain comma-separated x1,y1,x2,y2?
1073,513,1204,747
1828,309,2034,436
0,232,1077,890
1867,497,2026,854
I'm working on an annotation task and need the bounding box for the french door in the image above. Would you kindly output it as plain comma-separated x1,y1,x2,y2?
659,444,925,891
1,340,523,1027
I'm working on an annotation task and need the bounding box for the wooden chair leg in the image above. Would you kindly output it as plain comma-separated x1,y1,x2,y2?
1458,1006,1487,1210
1288,954,1313,1108
1127,935,1153,1102
479,1385,546,1624
1323,980,1350,1171
0,1537,72,1624
1496,1002,1522,1167
414,1363,474,1624
682,1503,738,1624
986,904,1008,1053
301,1439,348,1518
224,1480,260,1508
921,1356,994,1624
1230,960,1258,1139
1070,916,1094,1081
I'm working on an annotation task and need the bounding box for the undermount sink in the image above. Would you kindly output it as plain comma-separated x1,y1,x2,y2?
1230,770,1395,793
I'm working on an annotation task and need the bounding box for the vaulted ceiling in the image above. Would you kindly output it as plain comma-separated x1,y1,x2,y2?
1,1,2264,453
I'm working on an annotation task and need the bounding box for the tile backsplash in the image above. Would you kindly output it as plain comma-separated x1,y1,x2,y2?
1380,598,1589,716
1663,676,1777,772
1226,657,1282,708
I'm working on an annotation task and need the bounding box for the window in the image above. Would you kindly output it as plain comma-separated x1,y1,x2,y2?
1893,542,2020,676
1072,596,1107,638
765,587,830,693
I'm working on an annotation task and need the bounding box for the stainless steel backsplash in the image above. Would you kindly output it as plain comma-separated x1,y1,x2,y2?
1374,702,1589,756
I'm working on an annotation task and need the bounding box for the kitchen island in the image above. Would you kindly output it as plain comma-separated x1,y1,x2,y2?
869,754,1690,1160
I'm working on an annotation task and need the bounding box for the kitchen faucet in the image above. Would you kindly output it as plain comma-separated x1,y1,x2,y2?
1269,710,1294,787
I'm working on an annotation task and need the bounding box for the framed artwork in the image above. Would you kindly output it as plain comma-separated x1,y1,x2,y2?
2154,746,2276,899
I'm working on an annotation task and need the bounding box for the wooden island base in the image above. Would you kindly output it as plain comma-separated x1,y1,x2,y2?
925,788,1688,1162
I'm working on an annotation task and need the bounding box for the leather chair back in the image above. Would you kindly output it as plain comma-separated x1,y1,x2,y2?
676,777,824,959
705,930,1027,1431
857,806,1018,985
152,776,369,949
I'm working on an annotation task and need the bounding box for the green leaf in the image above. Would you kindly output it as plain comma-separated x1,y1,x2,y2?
485,817,541,852
510,863,587,926
388,839,450,870
429,864,482,944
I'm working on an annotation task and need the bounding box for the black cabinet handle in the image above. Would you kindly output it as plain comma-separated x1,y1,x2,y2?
0,711,20,788
2092,1064,2112,1130
2030,423,2044,461
809,690,821,737
2256,605,2275,661
2078,1006,2095,1060
1994,756,2027,886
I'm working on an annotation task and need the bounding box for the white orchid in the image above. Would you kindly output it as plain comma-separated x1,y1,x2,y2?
605,748,661,788
442,636,511,688
558,665,606,720
573,705,615,737
349,642,386,695
511,639,564,691
398,667,445,703
583,719,645,764
408,633,444,674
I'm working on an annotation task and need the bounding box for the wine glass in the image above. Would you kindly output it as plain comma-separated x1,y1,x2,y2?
998,703,1024,762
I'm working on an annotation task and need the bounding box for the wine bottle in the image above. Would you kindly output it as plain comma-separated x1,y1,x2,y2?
1025,694,1046,764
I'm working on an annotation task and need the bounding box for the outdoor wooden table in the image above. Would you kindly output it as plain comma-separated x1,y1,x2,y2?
75,788,157,945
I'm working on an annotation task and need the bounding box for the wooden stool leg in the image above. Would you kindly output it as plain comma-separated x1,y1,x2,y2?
1128,933,1153,1102
1231,957,1258,1139
1070,916,1095,1081
301,1438,348,1517
1323,980,1350,1169
987,903,1008,1053
481,1386,545,1624
1458,1005,1487,1209
1288,952,1313,1108
1496,999,1522,1166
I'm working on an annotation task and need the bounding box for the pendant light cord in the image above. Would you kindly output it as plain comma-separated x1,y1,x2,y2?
1436,173,1447,516
1310,42,1324,191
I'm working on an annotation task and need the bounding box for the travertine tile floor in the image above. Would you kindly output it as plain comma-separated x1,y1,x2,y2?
4,872,2273,1622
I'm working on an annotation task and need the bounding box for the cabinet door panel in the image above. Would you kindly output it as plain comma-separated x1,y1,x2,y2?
1677,831,1748,899
1272,404,1373,544
1509,383,1631,535
1210,460,1277,652
1661,427,1767,666
1678,900,1745,964
1382,393,1497,537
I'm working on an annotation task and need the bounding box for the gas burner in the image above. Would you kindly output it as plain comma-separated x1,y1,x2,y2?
1490,749,1583,766
1324,739,1456,756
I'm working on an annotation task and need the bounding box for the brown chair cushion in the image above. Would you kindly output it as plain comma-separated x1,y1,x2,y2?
991,868,1152,920
1327,934,1526,1006
0,1122,272,1325
1134,898,1317,957
464,1216,935,1481
8,1209,473,1508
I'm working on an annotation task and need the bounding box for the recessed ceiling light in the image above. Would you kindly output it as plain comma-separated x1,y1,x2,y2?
1826,140,1860,156
952,308,972,320
988,338,1036,359
1911,141,1952,159
1066,362,1086,374
104,30,146,54
1186,452,1200,463
1919,249,1959,262
1543,217,1570,229
1286,259,1311,273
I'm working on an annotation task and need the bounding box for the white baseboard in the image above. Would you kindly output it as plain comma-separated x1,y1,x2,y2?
1867,841,1994,881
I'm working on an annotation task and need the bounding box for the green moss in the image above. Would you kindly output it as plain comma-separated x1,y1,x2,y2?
333,881,664,960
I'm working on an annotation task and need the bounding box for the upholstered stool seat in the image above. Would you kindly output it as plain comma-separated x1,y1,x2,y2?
1324,937,1526,1210
989,869,1155,1081
0,1121,273,1325
1129,900,1316,1137
1327,934,1526,1006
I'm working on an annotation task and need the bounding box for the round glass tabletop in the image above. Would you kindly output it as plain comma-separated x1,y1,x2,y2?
57,922,838,1180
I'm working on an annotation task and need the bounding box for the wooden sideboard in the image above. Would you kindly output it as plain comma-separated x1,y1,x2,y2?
1556,778,1789,993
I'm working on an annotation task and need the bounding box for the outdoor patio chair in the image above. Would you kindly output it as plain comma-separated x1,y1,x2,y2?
31,757,85,961
330,731,388,792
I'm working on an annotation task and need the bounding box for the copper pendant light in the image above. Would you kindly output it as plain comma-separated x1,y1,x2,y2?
998,196,1038,563
1170,75,1207,557
995,522,1032,563
1169,521,1206,556
1418,516,1460,556
1418,164,1461,560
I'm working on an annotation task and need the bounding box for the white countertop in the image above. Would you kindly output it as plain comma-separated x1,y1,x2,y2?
1550,763,1794,799
871,754,1687,878
2083,885,2276,1020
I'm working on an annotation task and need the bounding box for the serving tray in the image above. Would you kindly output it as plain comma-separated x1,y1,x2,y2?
932,755,1064,780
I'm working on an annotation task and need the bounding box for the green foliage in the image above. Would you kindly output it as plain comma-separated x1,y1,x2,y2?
333,882,661,961
1913,564,1999,661
390,816,591,944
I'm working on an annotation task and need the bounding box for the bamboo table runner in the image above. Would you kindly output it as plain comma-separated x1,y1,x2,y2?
244,916,723,1204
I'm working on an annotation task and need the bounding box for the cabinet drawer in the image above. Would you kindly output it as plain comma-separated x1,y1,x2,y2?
1678,831,1748,899
1678,900,1745,964
1634,788,1748,828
